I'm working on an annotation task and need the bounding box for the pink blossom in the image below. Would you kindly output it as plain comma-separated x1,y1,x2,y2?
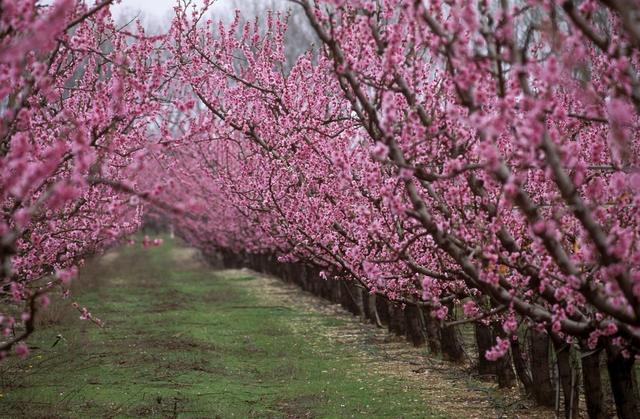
463,300,479,317
485,337,511,361
39,295,51,309
371,142,389,161
435,306,448,320
14,342,29,359
56,267,78,285
502,315,518,334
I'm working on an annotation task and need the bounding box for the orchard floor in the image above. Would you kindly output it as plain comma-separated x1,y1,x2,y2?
0,239,552,418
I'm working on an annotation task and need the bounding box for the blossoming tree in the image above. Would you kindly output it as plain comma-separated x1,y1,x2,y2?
2,1,639,418
152,1,640,417
0,0,171,357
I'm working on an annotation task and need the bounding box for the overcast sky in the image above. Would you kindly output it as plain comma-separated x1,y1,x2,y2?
111,0,212,25
34,1,295,32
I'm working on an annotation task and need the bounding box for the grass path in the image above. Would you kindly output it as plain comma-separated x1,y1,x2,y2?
0,239,538,418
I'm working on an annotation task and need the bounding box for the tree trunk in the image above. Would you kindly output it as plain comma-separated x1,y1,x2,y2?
511,337,534,395
530,330,555,407
340,281,361,316
350,283,364,316
552,338,579,419
475,323,496,375
441,325,464,362
375,297,390,326
297,264,309,291
606,344,640,419
318,274,330,300
580,347,607,419
388,304,406,336
362,290,374,323
441,307,464,363
404,303,426,347
421,307,441,355
330,279,341,304
493,325,516,388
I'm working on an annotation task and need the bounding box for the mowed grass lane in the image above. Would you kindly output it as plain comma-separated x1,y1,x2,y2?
0,239,441,418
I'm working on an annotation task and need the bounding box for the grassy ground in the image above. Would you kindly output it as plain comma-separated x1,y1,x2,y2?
0,238,447,418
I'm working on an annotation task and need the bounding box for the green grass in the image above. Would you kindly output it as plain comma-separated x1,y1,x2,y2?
0,239,442,418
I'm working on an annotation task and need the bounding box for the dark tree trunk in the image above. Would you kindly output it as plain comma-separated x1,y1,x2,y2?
530,330,555,407
493,326,516,388
511,338,534,395
366,293,383,327
330,279,341,304
339,281,361,316
441,325,464,362
319,275,331,300
297,264,308,291
287,263,296,283
316,276,325,297
552,338,579,419
259,254,267,273
441,305,464,363
362,289,373,323
421,307,441,355
350,282,364,316
388,304,406,336
475,323,496,375
580,346,607,419
404,303,426,347
606,344,640,419
375,297,390,326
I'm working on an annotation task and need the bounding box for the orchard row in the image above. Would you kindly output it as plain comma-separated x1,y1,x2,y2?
1,1,639,417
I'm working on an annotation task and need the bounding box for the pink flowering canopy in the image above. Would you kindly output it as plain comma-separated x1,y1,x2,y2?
2,0,640,371
146,0,640,362
0,0,173,357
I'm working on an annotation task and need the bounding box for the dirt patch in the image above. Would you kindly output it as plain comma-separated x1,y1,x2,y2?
276,394,325,419
98,250,120,266
202,289,240,304
142,335,217,352
171,247,204,269
148,301,186,313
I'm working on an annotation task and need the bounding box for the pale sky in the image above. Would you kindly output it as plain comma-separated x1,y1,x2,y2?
108,0,297,32
111,0,214,25
40,1,215,26
40,1,293,31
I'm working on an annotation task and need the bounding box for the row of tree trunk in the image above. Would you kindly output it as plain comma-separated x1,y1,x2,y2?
212,250,640,419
